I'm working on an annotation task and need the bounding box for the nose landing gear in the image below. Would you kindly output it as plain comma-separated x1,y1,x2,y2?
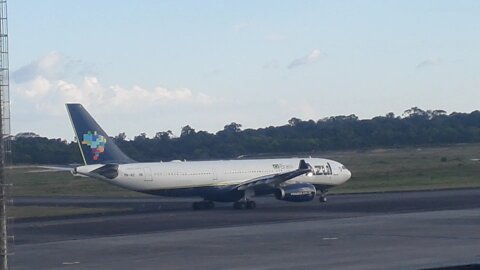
319,189,328,203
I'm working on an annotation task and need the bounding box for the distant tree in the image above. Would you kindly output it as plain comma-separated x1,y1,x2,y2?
403,107,427,118
223,122,242,133
134,133,147,141
15,132,40,139
385,112,396,119
10,107,480,164
154,130,173,140
12,137,81,164
429,110,447,118
115,132,127,141
332,114,358,121
288,117,302,126
181,125,195,137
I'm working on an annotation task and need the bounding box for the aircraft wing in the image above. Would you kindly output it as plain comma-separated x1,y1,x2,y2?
235,159,312,191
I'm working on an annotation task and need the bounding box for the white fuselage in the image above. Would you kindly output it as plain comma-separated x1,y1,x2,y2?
76,157,351,193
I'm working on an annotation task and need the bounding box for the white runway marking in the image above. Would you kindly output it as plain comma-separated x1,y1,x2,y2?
62,261,80,265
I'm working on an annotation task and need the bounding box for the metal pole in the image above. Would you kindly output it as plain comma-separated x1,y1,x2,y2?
0,134,7,270
0,0,9,269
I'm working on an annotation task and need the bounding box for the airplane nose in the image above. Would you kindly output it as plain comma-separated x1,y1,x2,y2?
345,169,352,179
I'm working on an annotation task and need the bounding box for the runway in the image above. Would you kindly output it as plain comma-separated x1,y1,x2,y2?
10,188,480,269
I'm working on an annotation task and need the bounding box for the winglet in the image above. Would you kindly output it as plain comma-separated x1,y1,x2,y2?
299,159,311,170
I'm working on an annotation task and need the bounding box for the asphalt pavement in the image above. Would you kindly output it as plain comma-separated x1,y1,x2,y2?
9,188,480,269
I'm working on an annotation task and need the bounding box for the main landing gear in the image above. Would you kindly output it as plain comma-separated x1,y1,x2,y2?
192,200,215,210
233,190,256,210
319,189,328,203
233,200,256,210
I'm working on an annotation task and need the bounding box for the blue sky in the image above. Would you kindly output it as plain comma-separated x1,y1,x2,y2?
9,0,480,140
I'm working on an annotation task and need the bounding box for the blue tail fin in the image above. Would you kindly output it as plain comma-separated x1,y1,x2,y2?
66,103,135,165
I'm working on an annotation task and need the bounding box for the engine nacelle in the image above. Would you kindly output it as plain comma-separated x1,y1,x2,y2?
274,183,316,202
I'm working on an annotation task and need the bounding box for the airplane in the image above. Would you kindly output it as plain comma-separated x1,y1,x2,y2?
66,103,352,210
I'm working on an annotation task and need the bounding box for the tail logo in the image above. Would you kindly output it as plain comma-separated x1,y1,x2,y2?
82,131,106,161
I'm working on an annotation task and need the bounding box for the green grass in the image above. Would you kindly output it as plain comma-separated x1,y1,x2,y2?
8,167,141,197
326,144,480,193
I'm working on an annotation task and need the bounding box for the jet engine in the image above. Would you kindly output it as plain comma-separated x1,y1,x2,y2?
274,183,316,202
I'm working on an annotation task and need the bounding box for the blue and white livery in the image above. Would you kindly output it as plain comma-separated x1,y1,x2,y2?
67,104,352,210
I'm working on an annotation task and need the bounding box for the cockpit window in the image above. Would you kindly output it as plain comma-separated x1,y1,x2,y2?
342,165,346,169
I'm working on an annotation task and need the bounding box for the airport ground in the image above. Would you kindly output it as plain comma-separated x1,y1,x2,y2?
5,144,480,269
8,188,480,269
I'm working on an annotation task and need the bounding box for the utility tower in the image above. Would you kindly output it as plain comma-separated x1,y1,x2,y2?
0,0,10,269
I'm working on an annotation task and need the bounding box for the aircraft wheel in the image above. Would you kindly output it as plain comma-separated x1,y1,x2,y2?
319,196,327,203
246,201,256,209
233,201,245,210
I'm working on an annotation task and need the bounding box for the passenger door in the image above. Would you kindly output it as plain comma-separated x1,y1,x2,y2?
144,168,153,182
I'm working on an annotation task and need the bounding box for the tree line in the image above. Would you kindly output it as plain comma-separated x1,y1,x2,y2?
11,107,480,164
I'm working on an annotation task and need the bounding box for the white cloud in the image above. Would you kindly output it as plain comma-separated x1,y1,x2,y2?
15,75,218,116
416,57,443,69
12,51,96,83
12,52,219,116
22,76,52,98
11,52,227,139
37,51,62,71
288,49,323,69
109,84,214,109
